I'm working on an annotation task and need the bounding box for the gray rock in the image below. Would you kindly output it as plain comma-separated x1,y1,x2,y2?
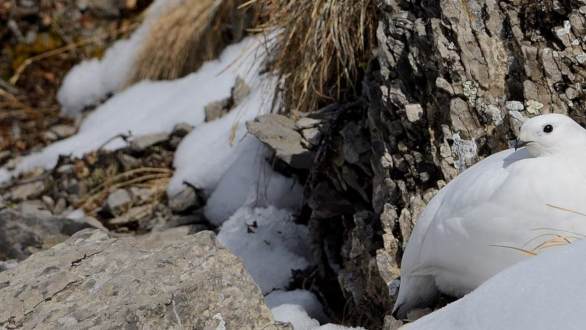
135,226,193,249
4,157,20,171
383,315,404,330
18,200,53,217
435,77,454,95
302,128,322,146
406,308,433,322
130,133,169,152
104,189,132,217
566,87,579,100
42,195,55,209
0,230,286,330
0,259,18,272
168,187,199,213
10,181,44,201
109,204,153,225
66,178,87,197
50,125,76,139
78,216,108,232
172,122,194,137
10,124,21,139
0,210,101,261
169,135,183,149
405,103,424,122
153,213,207,231
232,76,251,105
53,197,67,215
42,130,58,141
129,187,152,205
118,153,141,171
247,114,314,169
296,117,321,130
204,98,230,122
56,164,74,174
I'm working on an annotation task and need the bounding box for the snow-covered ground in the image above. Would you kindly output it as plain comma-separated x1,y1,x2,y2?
0,3,362,328
408,239,586,330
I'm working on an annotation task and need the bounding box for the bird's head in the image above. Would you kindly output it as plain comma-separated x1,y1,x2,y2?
516,114,586,157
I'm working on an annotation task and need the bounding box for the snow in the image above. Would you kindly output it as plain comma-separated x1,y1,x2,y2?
203,139,303,226
217,206,311,294
57,0,188,116
3,36,266,183
409,239,586,330
265,290,329,323
271,304,365,330
165,73,273,196
57,35,141,116
272,305,321,330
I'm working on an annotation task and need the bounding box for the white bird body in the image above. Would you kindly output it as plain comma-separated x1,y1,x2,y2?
393,114,586,319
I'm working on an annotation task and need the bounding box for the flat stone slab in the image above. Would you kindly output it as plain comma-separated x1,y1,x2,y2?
0,230,287,330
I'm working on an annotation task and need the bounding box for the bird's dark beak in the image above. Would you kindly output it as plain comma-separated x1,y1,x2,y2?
515,138,532,151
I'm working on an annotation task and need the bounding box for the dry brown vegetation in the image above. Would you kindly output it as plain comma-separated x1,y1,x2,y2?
126,0,257,85
251,0,379,113
127,0,378,113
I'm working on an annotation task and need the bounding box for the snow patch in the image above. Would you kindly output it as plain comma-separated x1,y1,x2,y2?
265,290,329,324
271,304,365,330
217,206,311,294
409,240,586,330
204,139,303,227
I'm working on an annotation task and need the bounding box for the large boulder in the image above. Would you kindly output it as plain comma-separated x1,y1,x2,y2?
0,210,104,261
0,229,289,330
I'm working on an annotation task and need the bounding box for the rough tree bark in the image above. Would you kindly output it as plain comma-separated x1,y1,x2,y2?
307,0,586,327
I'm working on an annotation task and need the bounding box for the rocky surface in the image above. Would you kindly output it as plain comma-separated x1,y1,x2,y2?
0,210,103,262
0,229,289,330
205,76,251,122
0,121,210,236
300,0,586,327
247,114,315,169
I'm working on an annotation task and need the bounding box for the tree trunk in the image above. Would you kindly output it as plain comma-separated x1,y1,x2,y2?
308,0,586,327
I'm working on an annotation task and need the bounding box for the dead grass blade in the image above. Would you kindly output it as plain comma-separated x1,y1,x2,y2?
530,228,586,237
489,244,538,257
77,167,173,212
546,204,586,217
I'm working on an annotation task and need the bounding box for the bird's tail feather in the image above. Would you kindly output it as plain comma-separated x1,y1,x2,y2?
392,275,439,320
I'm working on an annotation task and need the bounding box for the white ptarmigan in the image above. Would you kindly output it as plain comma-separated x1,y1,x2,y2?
393,114,586,319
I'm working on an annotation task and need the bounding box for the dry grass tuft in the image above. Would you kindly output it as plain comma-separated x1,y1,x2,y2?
77,167,173,214
125,0,257,85
249,0,379,113
126,0,378,113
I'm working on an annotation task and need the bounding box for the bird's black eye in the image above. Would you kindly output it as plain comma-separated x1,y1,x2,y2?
543,124,553,133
